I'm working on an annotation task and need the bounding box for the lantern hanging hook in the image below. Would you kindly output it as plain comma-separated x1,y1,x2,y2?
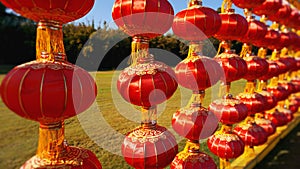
221,0,233,13
188,0,202,8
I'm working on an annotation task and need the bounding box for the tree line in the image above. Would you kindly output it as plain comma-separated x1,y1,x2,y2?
0,3,245,71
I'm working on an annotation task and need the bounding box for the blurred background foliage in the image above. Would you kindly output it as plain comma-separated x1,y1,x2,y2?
0,3,246,71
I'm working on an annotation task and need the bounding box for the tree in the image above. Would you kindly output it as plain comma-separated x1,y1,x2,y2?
0,6,36,65
0,2,6,16
63,23,96,63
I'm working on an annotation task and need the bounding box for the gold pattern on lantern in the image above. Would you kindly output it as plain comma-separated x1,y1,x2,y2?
128,127,167,143
121,57,169,76
19,61,74,70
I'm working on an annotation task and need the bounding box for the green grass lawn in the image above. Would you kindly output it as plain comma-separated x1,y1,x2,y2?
0,71,246,169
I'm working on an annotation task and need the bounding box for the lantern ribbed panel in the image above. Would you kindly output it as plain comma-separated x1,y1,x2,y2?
214,13,248,41
234,123,268,147
240,20,268,44
175,56,223,91
112,0,174,38
0,0,95,23
232,0,265,9
122,125,178,169
214,53,248,83
172,106,219,140
207,132,245,159
269,4,292,23
253,0,283,16
172,6,221,41
0,61,97,123
243,56,269,81
209,97,248,125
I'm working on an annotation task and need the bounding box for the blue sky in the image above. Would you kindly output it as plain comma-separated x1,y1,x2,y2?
76,0,244,27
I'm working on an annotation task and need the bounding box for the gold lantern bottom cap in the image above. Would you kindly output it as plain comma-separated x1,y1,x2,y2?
21,146,102,169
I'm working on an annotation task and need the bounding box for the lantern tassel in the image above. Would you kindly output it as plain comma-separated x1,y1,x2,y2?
257,80,267,92
130,36,150,66
217,40,232,56
270,49,279,61
220,158,230,169
186,90,205,108
258,47,267,59
221,0,233,13
244,81,256,94
36,21,65,62
188,0,202,8
240,43,251,58
186,42,203,61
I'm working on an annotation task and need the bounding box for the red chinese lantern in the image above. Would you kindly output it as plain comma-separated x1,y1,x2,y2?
271,32,294,50
296,57,300,71
215,10,248,41
276,106,294,122
253,29,280,50
171,141,217,169
267,86,289,101
259,60,280,81
288,96,300,114
283,9,300,29
257,90,278,111
278,81,296,95
209,95,248,125
288,32,300,51
232,0,265,9
291,78,300,92
172,102,219,140
279,57,297,72
207,131,245,159
275,59,290,75
0,60,97,123
21,146,102,169
214,51,248,83
240,19,268,44
175,54,223,91
255,116,276,136
234,122,268,147
112,0,174,38
122,125,178,169
268,4,292,23
253,0,283,17
117,56,178,108
172,1,221,41
243,56,269,81
237,92,267,116
265,109,289,126
0,0,95,23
